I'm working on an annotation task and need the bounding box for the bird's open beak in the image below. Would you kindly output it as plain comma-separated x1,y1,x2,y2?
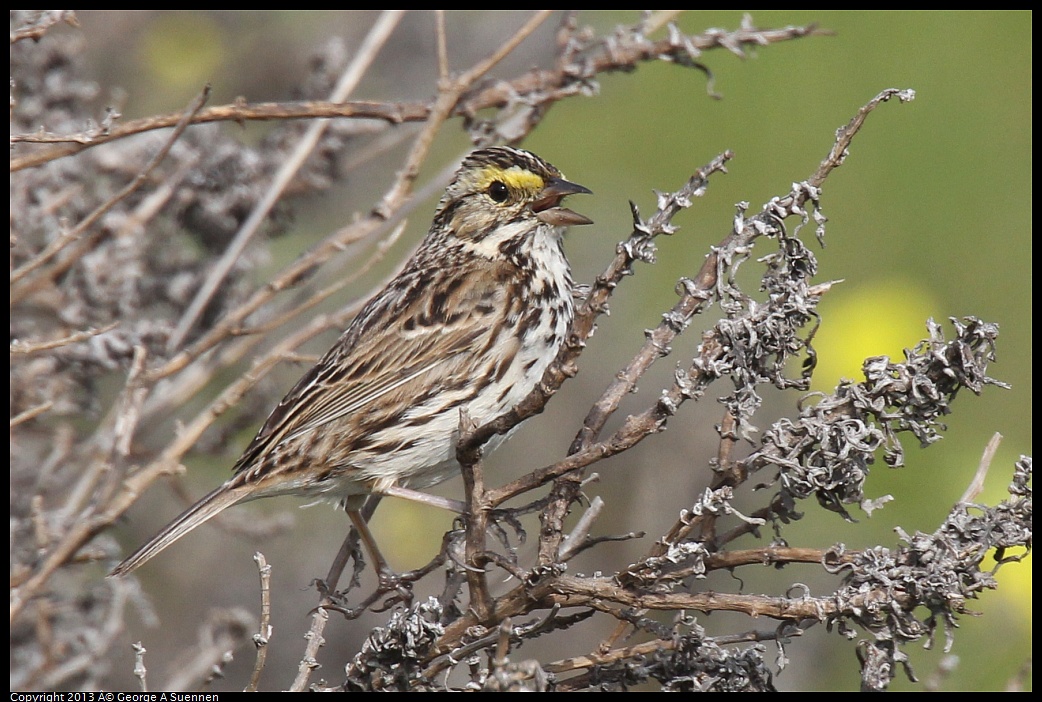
532,177,593,227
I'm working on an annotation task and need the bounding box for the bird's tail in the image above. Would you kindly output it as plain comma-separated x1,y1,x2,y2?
109,483,250,577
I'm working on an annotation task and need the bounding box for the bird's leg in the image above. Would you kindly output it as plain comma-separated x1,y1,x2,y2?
346,487,466,591
347,508,399,588
375,484,467,514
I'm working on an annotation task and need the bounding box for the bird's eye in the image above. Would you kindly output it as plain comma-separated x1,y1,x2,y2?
488,180,509,203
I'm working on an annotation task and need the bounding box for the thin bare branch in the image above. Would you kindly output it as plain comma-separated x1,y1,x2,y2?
960,432,1002,504
10,323,119,356
246,552,273,693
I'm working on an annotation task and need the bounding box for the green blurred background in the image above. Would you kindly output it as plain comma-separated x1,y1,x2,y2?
76,11,1030,691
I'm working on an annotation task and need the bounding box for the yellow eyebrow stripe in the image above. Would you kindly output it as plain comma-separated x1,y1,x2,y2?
479,165,545,193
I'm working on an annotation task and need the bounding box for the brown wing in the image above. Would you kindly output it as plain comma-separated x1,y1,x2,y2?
231,257,522,476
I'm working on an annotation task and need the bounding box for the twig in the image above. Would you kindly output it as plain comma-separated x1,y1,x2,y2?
435,10,449,83
10,99,430,172
457,409,493,620
808,88,916,189
9,10,78,44
960,432,1002,503
132,642,148,692
289,606,327,692
558,496,604,561
246,552,273,692
10,322,119,355
9,402,54,428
